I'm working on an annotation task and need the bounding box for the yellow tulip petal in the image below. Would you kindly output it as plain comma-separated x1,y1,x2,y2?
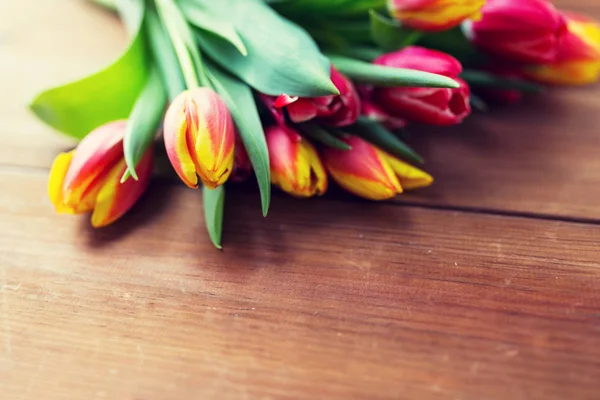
48,151,76,214
385,154,434,190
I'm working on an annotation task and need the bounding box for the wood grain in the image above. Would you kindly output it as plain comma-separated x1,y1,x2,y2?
2,1,600,399
1,170,599,400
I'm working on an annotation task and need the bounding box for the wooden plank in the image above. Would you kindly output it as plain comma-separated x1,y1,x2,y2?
1,170,599,400
399,87,600,220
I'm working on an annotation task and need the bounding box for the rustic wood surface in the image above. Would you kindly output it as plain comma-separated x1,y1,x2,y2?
1,1,599,399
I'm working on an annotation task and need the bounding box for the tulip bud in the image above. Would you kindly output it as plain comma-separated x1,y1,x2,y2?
163,87,235,189
48,120,153,228
265,125,327,198
463,0,567,64
525,12,600,85
263,66,361,128
322,136,433,201
388,0,486,32
371,47,471,126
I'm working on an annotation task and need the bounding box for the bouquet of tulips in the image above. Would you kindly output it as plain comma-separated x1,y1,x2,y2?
32,0,600,248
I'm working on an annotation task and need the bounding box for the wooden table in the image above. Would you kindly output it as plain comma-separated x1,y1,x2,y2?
1,1,599,399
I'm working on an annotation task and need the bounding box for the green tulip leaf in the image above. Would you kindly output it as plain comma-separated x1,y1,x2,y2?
461,70,544,93
122,67,166,182
298,124,352,150
203,185,225,249
179,0,248,56
184,0,338,97
30,0,149,139
353,117,423,164
328,54,460,88
269,0,386,17
205,62,271,217
369,10,422,52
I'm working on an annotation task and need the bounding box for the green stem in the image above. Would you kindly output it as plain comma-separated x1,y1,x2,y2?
154,0,199,89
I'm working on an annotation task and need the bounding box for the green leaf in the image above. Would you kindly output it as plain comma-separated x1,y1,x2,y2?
353,117,423,164
29,1,149,138
461,70,544,93
179,0,248,56
328,54,460,88
417,27,486,67
122,67,166,182
184,0,338,96
298,124,352,150
203,186,225,249
370,10,422,52
146,9,185,100
270,0,386,17
205,62,271,217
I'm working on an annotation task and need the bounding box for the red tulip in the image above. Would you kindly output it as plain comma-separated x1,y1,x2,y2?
388,0,486,32
48,121,153,227
525,12,600,85
163,87,235,189
371,46,471,126
322,136,432,201
464,0,567,64
262,66,360,128
265,125,327,198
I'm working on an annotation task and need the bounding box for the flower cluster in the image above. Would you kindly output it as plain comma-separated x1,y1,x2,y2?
34,0,600,247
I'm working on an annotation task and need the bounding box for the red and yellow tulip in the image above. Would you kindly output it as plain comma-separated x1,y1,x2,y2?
526,12,600,85
265,125,327,198
48,120,153,227
388,0,486,32
322,136,432,200
163,87,235,189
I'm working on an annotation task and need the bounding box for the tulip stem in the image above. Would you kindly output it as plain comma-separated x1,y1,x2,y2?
154,0,208,89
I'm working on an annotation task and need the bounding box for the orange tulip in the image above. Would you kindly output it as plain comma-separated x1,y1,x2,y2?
266,125,327,198
163,87,235,189
322,136,432,200
526,12,600,85
48,120,153,227
388,0,486,32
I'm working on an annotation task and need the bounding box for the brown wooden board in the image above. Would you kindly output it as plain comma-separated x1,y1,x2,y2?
1,171,599,400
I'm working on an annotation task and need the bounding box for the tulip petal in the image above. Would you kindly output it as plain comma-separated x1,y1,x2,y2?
63,120,126,205
91,151,153,228
190,90,235,189
164,91,200,188
324,137,402,200
385,154,433,190
391,0,485,31
48,151,76,214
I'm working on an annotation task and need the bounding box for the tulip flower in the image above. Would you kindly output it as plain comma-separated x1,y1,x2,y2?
265,125,327,198
525,12,600,85
164,87,235,189
48,120,153,228
388,0,486,32
463,0,567,64
371,47,471,126
263,66,360,128
322,136,432,201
